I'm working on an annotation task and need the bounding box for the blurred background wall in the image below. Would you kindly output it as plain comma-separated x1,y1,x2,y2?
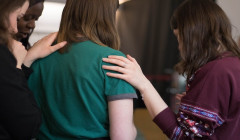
116,0,184,109
30,0,240,51
216,0,240,42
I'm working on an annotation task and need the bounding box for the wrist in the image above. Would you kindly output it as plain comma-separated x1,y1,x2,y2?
138,78,152,93
16,64,22,69
23,54,35,67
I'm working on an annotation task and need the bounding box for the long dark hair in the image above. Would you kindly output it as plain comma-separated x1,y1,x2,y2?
0,0,28,48
57,0,120,52
170,0,240,82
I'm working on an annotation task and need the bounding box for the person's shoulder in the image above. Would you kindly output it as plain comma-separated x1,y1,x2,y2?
0,44,15,60
81,40,125,56
213,55,240,69
202,55,240,76
101,46,125,56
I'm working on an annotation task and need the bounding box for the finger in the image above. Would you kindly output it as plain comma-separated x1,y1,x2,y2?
175,96,182,100
176,94,184,98
175,94,183,99
126,55,136,62
102,58,126,67
47,32,58,43
102,65,127,74
105,72,126,80
175,93,182,96
107,55,130,64
42,32,58,44
50,41,67,51
126,54,140,66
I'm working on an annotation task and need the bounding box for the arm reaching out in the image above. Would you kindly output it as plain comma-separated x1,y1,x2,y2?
23,32,67,67
102,55,168,118
102,55,221,139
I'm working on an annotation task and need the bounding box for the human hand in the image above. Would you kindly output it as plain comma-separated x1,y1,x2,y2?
175,92,186,105
11,40,27,69
23,32,67,67
102,55,150,92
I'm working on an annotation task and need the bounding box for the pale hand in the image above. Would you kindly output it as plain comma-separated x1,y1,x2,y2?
175,92,186,105
102,55,150,92
23,32,67,67
11,40,27,69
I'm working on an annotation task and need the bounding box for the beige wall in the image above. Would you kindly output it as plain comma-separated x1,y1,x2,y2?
217,0,240,42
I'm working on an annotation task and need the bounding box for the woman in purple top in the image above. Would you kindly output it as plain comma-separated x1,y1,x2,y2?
102,0,240,139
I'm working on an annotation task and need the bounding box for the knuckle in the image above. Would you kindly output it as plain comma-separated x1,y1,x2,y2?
116,67,121,71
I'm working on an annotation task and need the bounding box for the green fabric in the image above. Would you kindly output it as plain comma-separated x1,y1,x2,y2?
28,41,136,139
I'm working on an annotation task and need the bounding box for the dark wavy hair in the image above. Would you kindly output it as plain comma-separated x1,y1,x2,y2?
170,0,240,82
0,0,29,48
57,0,120,52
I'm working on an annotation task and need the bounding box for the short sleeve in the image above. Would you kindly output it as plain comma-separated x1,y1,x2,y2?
101,51,137,101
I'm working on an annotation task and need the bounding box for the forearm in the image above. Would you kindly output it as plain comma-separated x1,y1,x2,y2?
16,63,23,69
23,52,36,67
139,80,168,118
110,123,137,140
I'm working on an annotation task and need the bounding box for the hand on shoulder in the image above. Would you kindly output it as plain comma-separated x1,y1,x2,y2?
102,55,150,92
23,32,67,67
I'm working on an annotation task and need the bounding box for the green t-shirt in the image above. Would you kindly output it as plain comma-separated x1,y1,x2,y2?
28,41,137,139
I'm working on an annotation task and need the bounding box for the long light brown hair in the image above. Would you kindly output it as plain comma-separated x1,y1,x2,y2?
170,0,240,82
57,0,120,52
0,0,28,48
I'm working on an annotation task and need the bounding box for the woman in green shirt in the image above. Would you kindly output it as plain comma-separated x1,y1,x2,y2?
28,0,137,139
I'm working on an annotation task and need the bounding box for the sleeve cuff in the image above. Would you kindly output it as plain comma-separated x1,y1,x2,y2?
107,93,138,101
21,64,33,79
153,107,178,138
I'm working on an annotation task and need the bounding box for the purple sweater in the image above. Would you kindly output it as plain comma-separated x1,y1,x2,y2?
153,52,240,140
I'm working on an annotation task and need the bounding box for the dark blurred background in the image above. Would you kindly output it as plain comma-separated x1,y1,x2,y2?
116,0,185,109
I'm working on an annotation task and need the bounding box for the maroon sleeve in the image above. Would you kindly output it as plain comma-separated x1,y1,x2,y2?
152,58,233,139
153,108,180,138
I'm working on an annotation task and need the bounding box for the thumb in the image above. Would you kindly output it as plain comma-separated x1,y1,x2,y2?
51,41,67,52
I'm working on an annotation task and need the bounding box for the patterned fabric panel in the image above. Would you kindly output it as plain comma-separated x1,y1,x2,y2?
170,103,226,139
179,103,224,126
